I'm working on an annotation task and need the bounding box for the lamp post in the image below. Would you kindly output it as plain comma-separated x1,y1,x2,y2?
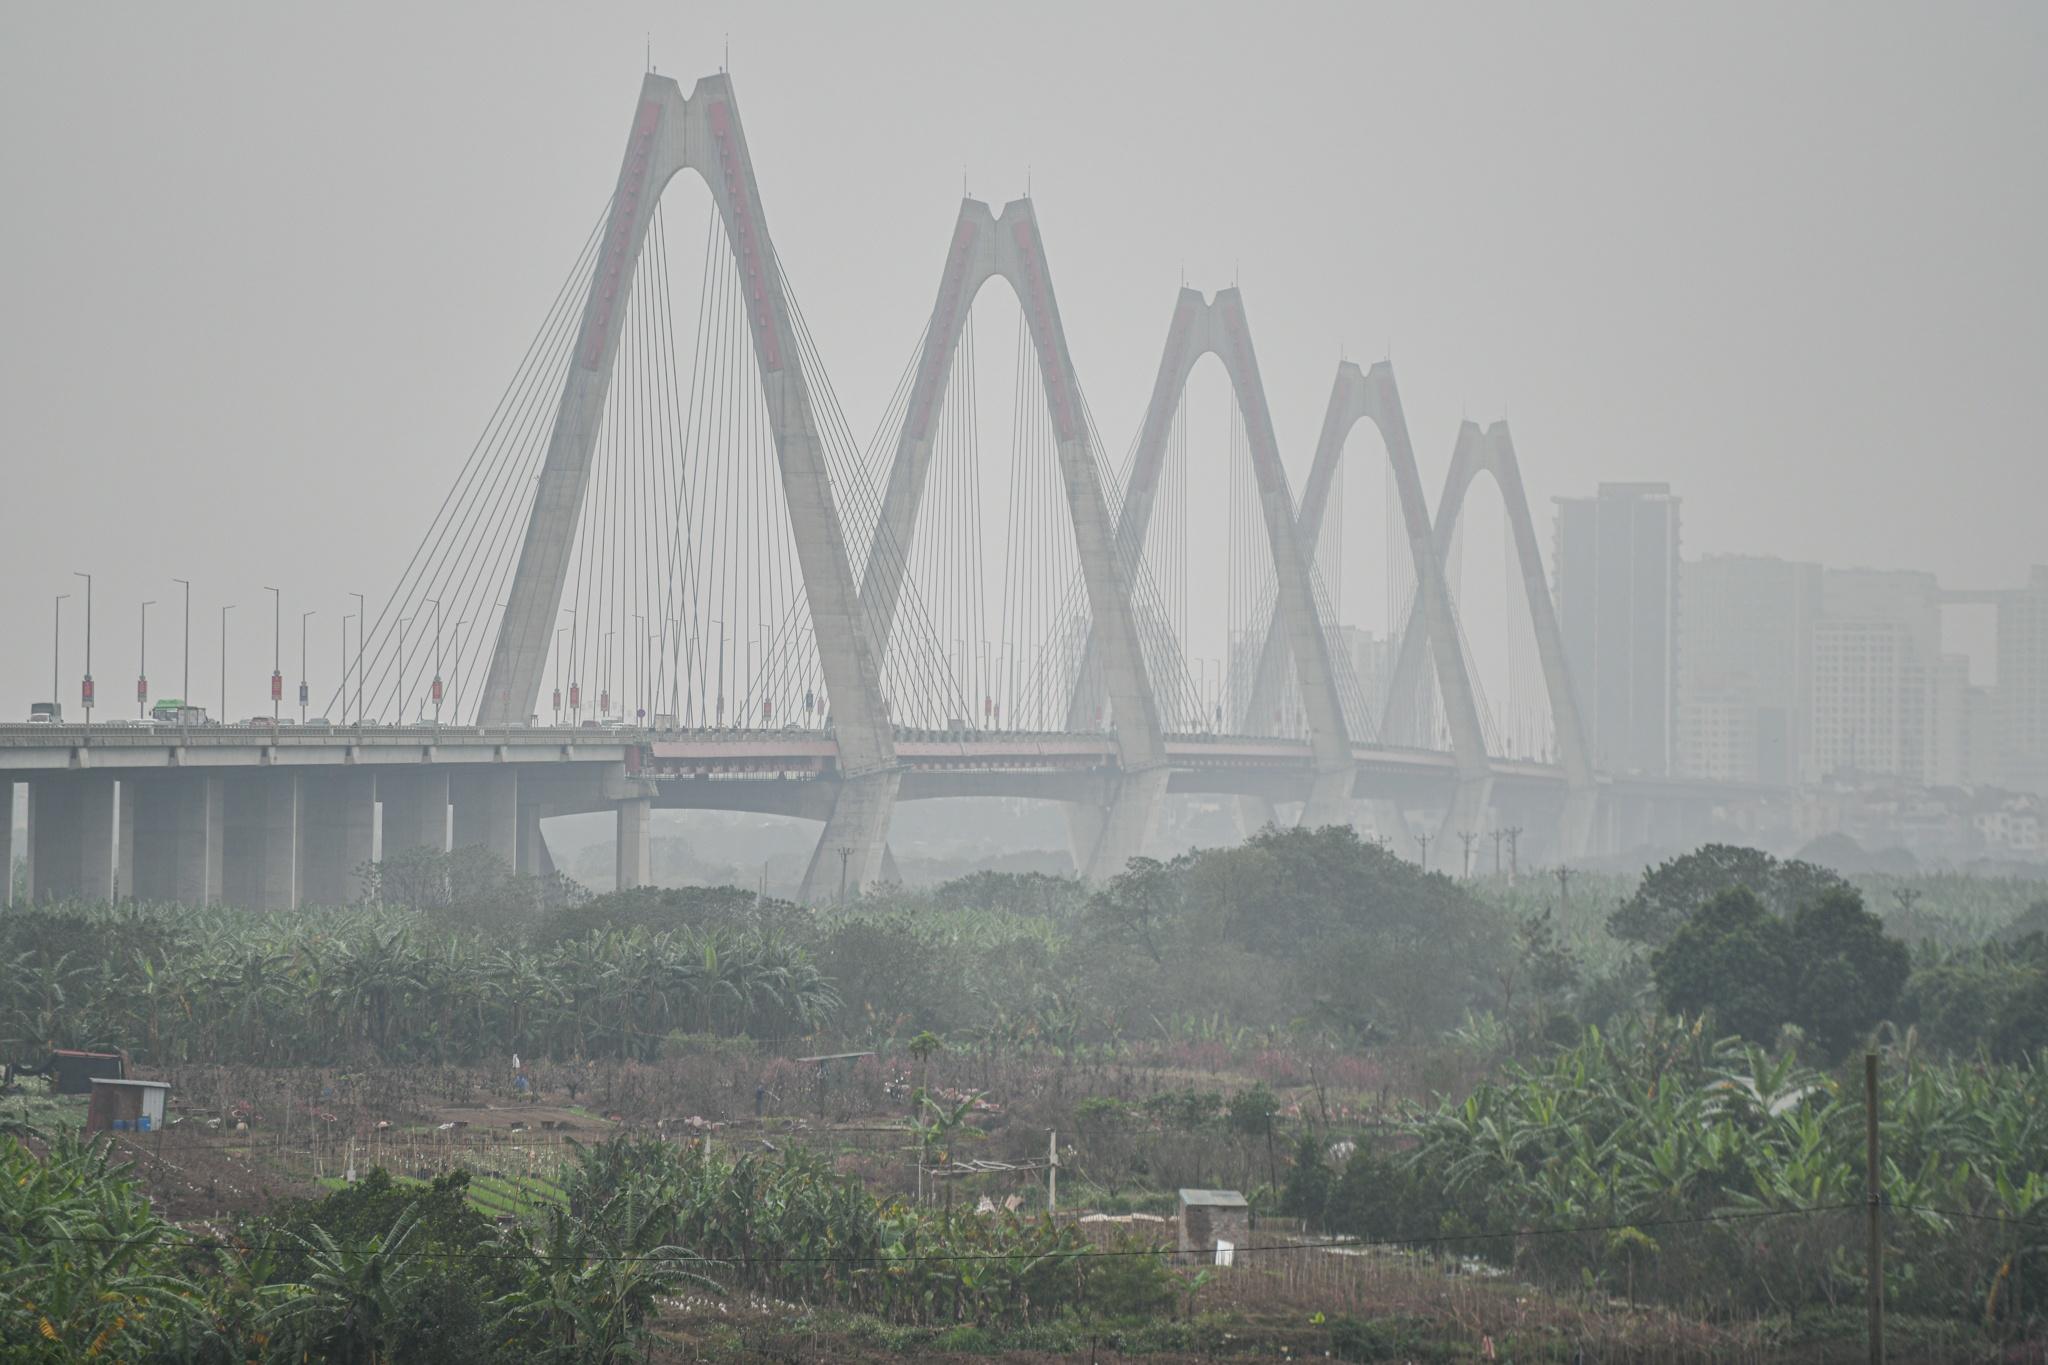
341,614,353,725
74,573,94,720
553,628,567,724
349,593,365,726
397,617,410,725
563,607,579,722
138,600,155,718
299,610,315,722
220,604,235,722
453,619,469,725
423,597,443,726
264,586,282,723
172,578,191,712
52,593,68,716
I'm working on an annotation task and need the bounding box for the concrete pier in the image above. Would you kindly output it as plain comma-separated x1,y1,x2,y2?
616,797,650,889
299,771,375,907
451,769,519,866
26,772,117,903
224,771,299,910
378,771,449,858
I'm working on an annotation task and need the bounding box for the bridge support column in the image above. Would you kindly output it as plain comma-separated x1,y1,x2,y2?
115,781,136,900
1301,768,1356,832
224,771,299,911
1072,767,1168,883
26,772,117,903
1,780,15,906
616,797,651,890
800,770,901,904
452,770,519,867
131,773,222,905
516,801,552,877
379,771,449,858
298,771,376,906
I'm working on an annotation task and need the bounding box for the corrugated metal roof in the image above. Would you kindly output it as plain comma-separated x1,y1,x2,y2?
1178,1188,1248,1208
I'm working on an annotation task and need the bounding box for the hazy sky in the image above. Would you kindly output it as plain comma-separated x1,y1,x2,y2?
2,1,2043,720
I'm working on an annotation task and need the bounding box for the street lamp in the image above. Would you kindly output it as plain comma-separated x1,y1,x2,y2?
172,578,191,712
563,607,579,721
424,597,443,726
453,619,469,725
52,593,69,716
74,572,93,720
553,627,567,723
219,604,235,722
349,592,365,726
299,610,316,722
341,614,353,725
264,586,281,724
138,600,155,719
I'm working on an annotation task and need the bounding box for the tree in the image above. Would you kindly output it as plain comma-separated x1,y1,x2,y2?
1785,888,1910,1060
1612,845,1848,948
1086,857,1177,964
1650,886,1795,1042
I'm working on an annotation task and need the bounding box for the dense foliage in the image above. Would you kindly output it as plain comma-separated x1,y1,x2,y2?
0,897,839,1066
1285,1020,2048,1327
0,1128,1171,1362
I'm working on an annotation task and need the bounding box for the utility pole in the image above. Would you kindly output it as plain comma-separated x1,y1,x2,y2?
264,586,281,724
1866,1052,1884,1365
1414,831,1431,871
299,610,315,722
1505,827,1521,882
1459,829,1476,878
1555,864,1574,919
75,572,94,720
138,600,154,718
836,844,854,906
173,578,191,711
1491,828,1506,877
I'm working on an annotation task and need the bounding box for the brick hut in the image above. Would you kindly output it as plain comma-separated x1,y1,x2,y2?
1177,1188,1249,1265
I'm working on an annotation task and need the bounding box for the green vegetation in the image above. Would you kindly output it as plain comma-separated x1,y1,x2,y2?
1284,1019,2048,1328
6,828,2048,1355
0,1127,1167,1362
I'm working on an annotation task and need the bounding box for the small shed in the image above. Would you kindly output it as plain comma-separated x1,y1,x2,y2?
1178,1188,1250,1265
46,1049,125,1094
87,1079,171,1137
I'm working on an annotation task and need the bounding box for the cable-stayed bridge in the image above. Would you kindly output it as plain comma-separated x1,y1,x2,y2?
1,70,1750,908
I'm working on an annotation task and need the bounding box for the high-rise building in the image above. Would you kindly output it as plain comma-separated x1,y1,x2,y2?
1677,555,1823,784
1810,617,1915,779
1552,482,1680,776
1809,569,1943,783
1995,566,2048,796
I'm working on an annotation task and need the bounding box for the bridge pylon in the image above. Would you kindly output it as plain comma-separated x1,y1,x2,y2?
471,72,901,901
864,199,1169,881
1085,287,1357,829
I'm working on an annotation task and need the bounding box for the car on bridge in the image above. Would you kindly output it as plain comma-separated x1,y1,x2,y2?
27,702,62,724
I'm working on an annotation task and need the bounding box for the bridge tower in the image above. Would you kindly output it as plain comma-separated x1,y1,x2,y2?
476,73,900,900
1087,288,1357,829
862,199,1167,880
1244,362,1495,865
1379,421,1600,857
